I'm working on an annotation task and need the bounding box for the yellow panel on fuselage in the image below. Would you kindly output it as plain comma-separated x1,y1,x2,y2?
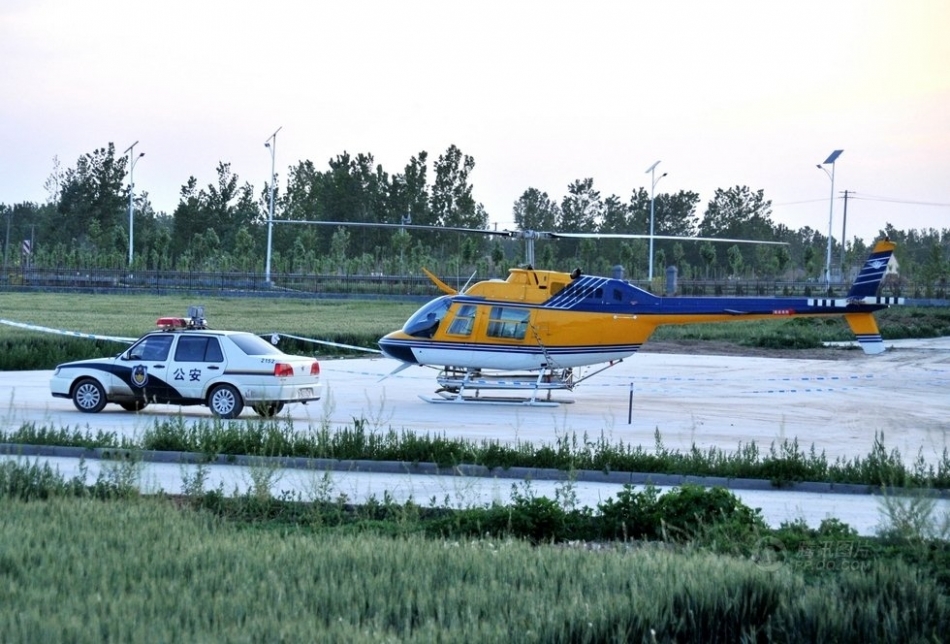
464,268,571,304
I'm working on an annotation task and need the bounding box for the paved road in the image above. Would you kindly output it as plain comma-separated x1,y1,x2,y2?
2,337,949,535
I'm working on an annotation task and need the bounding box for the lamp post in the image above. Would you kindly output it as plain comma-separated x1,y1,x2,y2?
816,149,843,287
264,126,282,285
123,141,144,267
645,160,667,281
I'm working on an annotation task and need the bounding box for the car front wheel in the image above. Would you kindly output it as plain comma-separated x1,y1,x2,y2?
208,384,243,419
72,378,107,413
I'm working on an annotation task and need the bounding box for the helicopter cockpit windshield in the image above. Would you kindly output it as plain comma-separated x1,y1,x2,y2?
403,296,452,338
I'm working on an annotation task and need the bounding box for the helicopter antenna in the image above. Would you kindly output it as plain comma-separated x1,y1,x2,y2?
460,269,478,294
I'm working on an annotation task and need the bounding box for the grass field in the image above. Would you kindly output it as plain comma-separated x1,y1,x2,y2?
0,292,419,339
1,494,946,642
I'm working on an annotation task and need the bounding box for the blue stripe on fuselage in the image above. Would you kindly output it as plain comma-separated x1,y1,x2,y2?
454,276,887,316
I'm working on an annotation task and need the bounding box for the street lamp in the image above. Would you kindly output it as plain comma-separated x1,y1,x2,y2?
645,160,667,281
264,126,282,285
816,149,843,287
123,141,144,266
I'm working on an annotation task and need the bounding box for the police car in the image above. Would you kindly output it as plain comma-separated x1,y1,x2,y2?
50,309,321,418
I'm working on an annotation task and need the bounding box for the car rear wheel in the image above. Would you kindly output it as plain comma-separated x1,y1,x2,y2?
208,384,243,419
252,402,285,418
119,400,149,412
72,378,107,413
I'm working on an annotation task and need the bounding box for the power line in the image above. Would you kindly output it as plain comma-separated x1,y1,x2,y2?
772,198,826,207
774,194,950,208
848,193,950,207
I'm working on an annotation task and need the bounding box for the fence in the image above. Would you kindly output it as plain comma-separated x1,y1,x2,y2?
0,266,927,300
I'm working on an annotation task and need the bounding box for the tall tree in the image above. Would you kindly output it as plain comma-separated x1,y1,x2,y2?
391,152,430,225
628,188,701,271
512,188,559,265
53,144,128,252
430,145,485,230
558,178,602,261
699,186,775,239
170,177,203,258
699,186,776,268
429,145,486,259
513,188,559,232
598,194,629,265
558,178,601,232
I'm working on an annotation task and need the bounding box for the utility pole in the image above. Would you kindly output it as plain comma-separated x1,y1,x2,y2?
123,141,144,266
264,127,282,285
2,206,9,277
817,149,843,286
840,189,850,278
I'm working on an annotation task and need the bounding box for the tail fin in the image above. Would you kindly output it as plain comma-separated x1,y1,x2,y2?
847,238,895,299
845,313,885,355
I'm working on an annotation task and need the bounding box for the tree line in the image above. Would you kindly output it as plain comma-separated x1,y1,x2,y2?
2,142,948,288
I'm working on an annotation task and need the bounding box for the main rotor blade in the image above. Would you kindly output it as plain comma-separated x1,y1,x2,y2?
548,232,788,245
271,219,508,237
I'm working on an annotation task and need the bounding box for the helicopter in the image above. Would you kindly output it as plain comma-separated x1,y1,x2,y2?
374,236,901,405
270,219,901,405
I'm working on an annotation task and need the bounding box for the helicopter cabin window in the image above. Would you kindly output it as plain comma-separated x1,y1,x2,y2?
486,307,530,340
447,305,476,336
402,295,452,338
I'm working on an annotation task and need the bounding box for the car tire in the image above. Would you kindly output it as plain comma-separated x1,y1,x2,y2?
72,378,107,413
119,400,149,412
252,402,285,418
208,384,243,419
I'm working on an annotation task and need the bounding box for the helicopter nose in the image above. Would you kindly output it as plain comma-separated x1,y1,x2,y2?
378,335,418,364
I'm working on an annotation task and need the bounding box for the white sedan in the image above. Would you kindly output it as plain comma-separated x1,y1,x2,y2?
50,319,321,419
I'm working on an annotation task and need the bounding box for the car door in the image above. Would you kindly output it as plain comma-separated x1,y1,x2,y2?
168,334,226,403
121,333,174,403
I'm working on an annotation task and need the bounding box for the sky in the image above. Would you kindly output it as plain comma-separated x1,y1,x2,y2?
2,0,949,245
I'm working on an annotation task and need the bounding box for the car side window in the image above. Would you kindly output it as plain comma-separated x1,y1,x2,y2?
175,336,224,363
205,338,224,362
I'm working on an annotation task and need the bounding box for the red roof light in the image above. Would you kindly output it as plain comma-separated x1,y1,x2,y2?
156,317,187,329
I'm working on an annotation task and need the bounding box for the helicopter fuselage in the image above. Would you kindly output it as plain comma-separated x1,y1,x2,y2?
378,239,900,373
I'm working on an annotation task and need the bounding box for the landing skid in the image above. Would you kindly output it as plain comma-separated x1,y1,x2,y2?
420,391,570,407
419,363,621,407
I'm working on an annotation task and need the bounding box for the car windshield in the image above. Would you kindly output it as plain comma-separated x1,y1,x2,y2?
228,332,285,356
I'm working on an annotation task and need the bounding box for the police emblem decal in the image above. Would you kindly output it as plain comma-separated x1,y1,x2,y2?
131,365,148,388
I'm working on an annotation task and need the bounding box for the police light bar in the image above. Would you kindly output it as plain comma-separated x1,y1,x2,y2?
156,317,188,329
156,307,208,330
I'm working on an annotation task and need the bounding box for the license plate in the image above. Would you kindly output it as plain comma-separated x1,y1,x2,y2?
299,388,312,398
